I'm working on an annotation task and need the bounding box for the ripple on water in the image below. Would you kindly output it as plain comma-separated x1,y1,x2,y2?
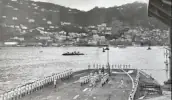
0,46,168,93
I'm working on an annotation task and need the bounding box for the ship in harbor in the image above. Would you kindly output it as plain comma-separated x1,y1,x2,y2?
0,0,171,100
62,51,84,56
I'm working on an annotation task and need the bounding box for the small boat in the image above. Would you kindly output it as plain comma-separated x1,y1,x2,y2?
147,47,151,50
62,51,84,56
147,45,151,50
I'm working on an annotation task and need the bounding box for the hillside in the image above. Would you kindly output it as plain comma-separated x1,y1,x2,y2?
0,0,168,41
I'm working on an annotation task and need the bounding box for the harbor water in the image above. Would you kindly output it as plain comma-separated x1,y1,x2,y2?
0,46,168,94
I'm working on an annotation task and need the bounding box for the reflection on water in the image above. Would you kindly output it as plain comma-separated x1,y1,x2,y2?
0,46,167,93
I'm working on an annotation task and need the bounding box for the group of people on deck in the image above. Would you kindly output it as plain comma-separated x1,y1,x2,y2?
0,70,73,100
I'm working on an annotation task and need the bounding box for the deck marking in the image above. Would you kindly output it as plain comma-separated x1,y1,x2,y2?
83,88,88,92
73,95,79,99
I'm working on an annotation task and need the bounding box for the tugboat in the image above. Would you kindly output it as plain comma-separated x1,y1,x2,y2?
147,46,151,50
147,41,151,50
62,51,84,56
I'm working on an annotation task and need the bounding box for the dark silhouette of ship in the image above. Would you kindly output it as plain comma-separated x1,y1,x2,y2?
62,51,84,56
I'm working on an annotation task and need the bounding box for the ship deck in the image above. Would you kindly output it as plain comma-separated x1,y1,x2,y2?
21,69,136,100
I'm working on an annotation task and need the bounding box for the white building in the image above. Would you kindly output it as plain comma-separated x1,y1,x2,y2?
100,36,106,42
11,37,24,41
88,40,97,45
36,36,51,40
47,21,52,24
93,34,100,41
28,19,35,23
4,42,18,46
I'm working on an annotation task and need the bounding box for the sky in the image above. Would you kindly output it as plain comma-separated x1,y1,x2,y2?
33,0,148,11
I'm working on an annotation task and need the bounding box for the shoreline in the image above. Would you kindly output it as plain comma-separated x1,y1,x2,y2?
0,45,165,48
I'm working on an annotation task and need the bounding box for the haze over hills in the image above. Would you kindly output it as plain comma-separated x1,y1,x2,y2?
0,0,168,41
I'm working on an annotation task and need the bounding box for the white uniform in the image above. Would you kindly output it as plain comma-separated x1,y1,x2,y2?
54,79,57,88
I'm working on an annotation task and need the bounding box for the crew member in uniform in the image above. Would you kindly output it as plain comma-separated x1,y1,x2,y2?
54,79,57,88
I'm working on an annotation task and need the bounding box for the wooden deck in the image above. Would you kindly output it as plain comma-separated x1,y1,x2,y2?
21,69,134,100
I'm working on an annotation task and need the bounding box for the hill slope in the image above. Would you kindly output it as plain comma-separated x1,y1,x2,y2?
0,0,168,41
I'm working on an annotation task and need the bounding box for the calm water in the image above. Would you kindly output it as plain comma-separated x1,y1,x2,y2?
0,46,168,94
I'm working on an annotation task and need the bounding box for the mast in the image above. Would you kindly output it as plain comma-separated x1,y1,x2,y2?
169,28,171,80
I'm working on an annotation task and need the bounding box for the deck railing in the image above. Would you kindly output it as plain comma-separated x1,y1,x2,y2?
88,64,132,69
0,64,134,100
0,69,73,100
128,69,140,100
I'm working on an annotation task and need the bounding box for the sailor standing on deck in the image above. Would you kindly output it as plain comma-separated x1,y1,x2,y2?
101,67,104,74
54,79,57,88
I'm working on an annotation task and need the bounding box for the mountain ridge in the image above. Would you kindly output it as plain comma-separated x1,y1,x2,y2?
0,0,168,41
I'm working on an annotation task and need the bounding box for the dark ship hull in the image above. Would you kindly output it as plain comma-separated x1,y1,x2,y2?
62,53,84,56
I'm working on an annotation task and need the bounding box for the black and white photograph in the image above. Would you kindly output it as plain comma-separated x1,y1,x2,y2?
0,0,171,100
